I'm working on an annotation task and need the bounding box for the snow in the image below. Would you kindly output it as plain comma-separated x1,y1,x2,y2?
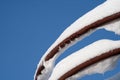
35,29,96,80
35,19,120,80
35,0,120,80
49,39,120,80
67,55,120,80
50,0,120,51
103,19,120,35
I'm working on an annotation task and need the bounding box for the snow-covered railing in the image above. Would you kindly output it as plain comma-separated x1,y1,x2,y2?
34,0,120,80
49,40,120,80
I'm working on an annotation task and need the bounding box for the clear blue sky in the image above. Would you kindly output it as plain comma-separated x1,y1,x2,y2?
0,0,120,80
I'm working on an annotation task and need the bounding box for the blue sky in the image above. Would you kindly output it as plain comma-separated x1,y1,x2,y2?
0,0,120,80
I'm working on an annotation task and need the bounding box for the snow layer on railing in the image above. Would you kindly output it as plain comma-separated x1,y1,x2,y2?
36,18,120,80
49,39,120,80
35,0,120,79
42,0,120,59
67,55,120,80
103,19,120,35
